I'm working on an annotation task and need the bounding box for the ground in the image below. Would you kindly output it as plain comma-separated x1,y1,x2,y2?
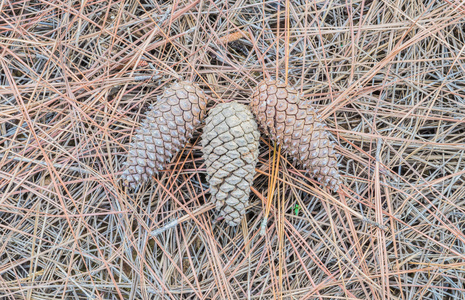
1,0,465,299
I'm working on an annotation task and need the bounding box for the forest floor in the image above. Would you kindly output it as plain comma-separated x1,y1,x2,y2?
1,0,465,299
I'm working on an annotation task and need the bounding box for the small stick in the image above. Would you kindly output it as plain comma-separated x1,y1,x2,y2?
218,30,246,44
362,217,388,231
114,59,148,70
150,203,215,236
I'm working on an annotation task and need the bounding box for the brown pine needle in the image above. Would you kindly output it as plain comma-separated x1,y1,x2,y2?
261,144,282,236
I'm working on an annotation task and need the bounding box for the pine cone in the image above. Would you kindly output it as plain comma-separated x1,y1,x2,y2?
250,80,341,191
202,102,260,226
121,81,207,188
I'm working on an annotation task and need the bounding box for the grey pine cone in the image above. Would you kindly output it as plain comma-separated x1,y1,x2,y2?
202,101,260,226
121,81,207,188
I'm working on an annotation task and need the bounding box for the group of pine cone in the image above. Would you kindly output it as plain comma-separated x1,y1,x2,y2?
121,79,341,226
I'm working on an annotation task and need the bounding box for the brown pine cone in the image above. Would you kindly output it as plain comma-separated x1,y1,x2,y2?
201,102,260,226
121,81,207,188
250,80,341,191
